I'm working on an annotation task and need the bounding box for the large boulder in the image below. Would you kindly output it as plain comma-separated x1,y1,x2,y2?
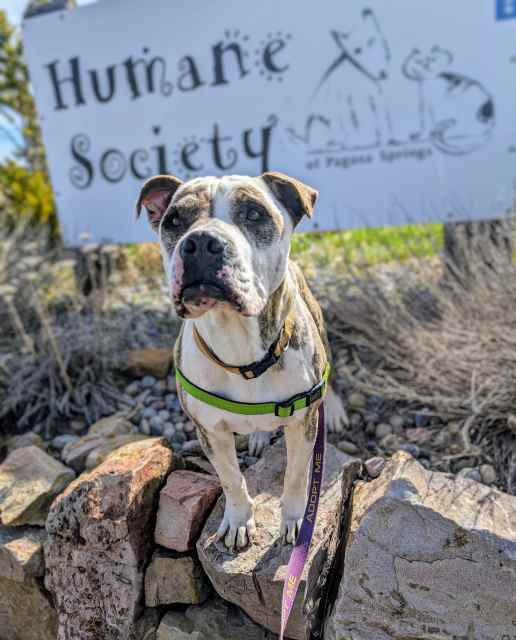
325,451,516,640
61,414,148,472
197,439,361,640
127,347,174,379
0,446,75,526
45,438,174,640
0,526,57,640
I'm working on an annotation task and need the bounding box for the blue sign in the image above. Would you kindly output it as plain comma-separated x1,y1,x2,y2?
497,0,516,20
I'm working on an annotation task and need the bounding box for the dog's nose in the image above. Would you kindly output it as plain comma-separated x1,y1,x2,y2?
180,232,224,260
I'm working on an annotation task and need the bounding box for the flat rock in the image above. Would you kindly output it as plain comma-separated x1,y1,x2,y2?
324,451,516,640
0,576,58,640
197,440,361,639
155,470,221,552
157,596,273,640
127,348,174,379
145,548,210,606
0,446,75,527
45,438,174,640
6,432,45,453
61,414,145,472
0,526,46,581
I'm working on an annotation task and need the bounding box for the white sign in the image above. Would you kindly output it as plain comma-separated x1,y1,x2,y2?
23,0,516,245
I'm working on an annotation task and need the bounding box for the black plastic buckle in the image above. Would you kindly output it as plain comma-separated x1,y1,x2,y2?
240,352,280,380
273,379,325,417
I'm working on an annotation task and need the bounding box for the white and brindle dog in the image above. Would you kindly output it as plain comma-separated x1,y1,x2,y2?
136,171,348,551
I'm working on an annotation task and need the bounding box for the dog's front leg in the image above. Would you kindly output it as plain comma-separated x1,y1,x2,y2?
280,406,319,544
195,420,255,550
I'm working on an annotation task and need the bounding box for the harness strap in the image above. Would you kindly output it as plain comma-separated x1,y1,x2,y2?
176,363,330,418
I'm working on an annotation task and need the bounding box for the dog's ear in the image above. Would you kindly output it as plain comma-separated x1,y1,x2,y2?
261,171,318,228
136,175,183,232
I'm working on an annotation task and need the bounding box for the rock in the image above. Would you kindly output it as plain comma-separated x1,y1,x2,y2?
324,451,516,640
157,597,272,640
155,471,221,552
197,440,361,640
375,423,392,439
234,434,248,452
142,375,158,388
364,456,385,479
184,421,195,434
180,440,202,455
414,410,431,428
45,438,174,640
126,381,141,396
397,443,420,458
349,392,366,410
184,457,217,476
128,348,174,379
0,525,46,582
61,414,145,472
336,439,359,455
350,413,363,429
388,414,405,431
145,549,210,606
0,575,58,640
51,434,79,452
457,467,482,482
405,427,432,444
379,433,401,451
447,420,462,436
0,446,75,527
7,432,45,453
480,463,497,485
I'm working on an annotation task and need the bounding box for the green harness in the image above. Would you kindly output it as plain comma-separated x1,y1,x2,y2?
176,362,330,418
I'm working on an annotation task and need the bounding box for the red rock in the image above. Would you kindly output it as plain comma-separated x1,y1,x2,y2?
45,438,174,640
155,470,221,552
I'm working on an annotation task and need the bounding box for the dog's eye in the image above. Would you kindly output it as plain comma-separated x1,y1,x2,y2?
246,208,262,222
162,213,181,229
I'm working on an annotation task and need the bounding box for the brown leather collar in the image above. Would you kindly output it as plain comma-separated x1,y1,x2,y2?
192,312,294,380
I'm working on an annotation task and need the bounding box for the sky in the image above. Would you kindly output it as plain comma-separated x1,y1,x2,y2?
0,0,95,161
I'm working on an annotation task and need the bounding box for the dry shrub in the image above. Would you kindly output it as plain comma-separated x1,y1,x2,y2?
323,221,516,493
0,224,178,438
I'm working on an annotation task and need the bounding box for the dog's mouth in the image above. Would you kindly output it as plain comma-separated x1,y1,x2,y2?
178,280,242,317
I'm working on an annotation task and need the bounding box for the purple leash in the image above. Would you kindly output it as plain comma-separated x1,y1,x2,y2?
280,403,326,640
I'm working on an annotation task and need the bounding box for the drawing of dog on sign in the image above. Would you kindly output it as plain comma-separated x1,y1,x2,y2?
289,7,395,151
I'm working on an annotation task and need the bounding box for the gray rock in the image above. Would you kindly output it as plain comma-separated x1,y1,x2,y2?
0,446,75,527
181,440,203,456
51,434,79,452
397,443,420,458
349,392,366,410
145,549,210,606
243,456,258,466
379,433,401,451
197,440,361,639
0,575,57,640
142,376,157,388
157,596,275,640
336,439,359,455
158,410,171,421
350,413,363,429
184,421,196,434
143,408,158,420
480,464,497,485
125,381,141,396
172,432,187,445
388,414,405,431
364,456,385,479
375,423,392,439
140,419,152,436
150,416,164,436
324,451,516,640
457,467,482,482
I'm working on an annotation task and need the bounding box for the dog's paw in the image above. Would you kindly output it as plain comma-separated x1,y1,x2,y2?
325,386,349,433
216,500,256,551
248,431,271,457
280,495,306,545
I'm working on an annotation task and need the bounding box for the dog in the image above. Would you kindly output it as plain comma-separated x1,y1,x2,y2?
136,171,348,550
403,46,495,155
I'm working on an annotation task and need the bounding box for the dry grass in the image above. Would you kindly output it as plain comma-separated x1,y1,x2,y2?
323,221,516,493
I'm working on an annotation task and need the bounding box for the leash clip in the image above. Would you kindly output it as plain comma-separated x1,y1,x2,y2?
274,378,326,418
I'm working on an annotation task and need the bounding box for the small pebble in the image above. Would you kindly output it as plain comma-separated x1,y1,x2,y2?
415,411,431,428
389,415,405,431
350,413,363,429
182,439,203,455
432,429,450,449
479,464,496,485
365,456,385,478
375,423,392,440
140,419,151,435
125,382,140,396
365,440,377,452
158,410,171,421
337,439,359,455
447,421,462,436
141,376,157,389
142,407,157,420
457,467,481,482
244,456,258,466
398,443,420,458
167,375,177,392
51,434,79,451
349,392,366,410
454,458,475,472
172,432,187,445
175,421,185,432
379,434,400,450
151,400,166,411
184,420,195,433
163,423,176,439
69,420,86,434
150,416,164,436
365,422,376,437
135,390,151,405
154,380,167,395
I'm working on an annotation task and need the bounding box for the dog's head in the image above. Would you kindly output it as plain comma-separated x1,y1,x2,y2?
403,46,453,81
136,172,318,319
